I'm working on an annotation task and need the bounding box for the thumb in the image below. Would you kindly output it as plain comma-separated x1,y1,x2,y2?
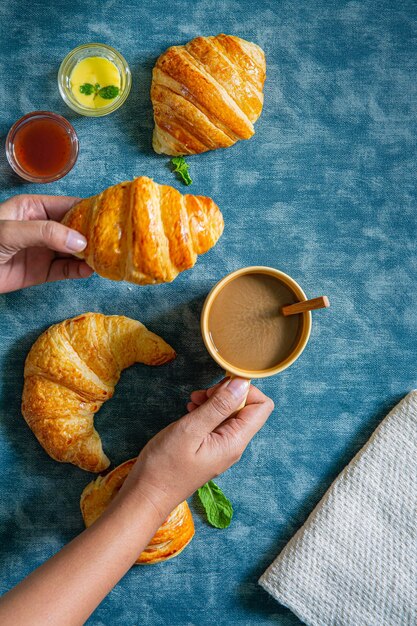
0,220,87,256
191,378,250,433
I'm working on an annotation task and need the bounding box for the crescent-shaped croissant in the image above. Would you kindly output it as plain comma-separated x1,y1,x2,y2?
151,34,266,155
61,176,224,285
81,459,195,564
21,313,175,473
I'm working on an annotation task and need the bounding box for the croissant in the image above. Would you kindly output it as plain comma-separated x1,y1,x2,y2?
62,176,224,285
151,34,266,156
81,459,195,564
21,313,175,472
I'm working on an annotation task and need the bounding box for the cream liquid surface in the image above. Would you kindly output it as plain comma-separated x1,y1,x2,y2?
70,56,121,109
208,273,301,371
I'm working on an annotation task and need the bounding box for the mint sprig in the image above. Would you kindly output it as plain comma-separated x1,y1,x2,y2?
171,156,193,186
79,83,120,100
197,480,233,529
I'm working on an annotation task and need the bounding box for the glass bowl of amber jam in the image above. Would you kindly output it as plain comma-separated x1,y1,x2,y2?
5,111,79,183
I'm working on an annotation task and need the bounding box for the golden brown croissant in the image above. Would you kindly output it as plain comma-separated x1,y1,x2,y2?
21,313,175,473
81,459,195,564
151,34,266,155
62,176,224,285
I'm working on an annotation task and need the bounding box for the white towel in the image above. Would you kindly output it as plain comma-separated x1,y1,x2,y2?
259,391,417,626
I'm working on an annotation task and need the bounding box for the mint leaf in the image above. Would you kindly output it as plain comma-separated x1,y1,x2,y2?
171,156,193,186
79,82,119,101
98,85,120,100
197,480,233,529
79,83,95,95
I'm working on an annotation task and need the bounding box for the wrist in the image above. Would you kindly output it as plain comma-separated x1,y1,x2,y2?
114,479,175,526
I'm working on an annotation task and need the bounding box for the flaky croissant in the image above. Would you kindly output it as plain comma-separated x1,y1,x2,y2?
151,34,266,155
62,176,224,285
21,313,175,473
81,459,195,564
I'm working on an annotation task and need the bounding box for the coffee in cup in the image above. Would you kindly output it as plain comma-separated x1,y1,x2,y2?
201,266,312,378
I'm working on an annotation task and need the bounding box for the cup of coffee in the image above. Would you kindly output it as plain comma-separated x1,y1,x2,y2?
201,266,312,379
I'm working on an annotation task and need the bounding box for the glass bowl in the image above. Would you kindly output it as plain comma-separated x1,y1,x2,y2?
5,111,79,183
58,43,132,117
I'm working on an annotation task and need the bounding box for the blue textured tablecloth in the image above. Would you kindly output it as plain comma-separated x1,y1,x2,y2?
0,1,416,624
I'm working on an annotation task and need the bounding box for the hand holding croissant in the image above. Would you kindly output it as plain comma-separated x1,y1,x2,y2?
0,177,224,293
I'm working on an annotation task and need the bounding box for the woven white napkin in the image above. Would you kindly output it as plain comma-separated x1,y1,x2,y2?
259,391,417,626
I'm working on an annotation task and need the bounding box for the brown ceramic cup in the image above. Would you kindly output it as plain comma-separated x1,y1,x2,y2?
201,266,312,382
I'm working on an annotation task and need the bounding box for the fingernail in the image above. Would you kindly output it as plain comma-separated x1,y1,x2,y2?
226,377,250,399
66,230,87,252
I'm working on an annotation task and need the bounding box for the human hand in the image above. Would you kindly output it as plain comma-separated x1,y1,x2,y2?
0,194,93,293
0,381,273,625
120,378,274,518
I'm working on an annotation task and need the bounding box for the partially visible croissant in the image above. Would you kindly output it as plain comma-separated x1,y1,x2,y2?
151,34,266,155
62,177,224,285
81,459,195,564
22,313,175,472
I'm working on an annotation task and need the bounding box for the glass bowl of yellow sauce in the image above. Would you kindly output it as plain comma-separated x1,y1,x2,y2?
58,43,131,117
